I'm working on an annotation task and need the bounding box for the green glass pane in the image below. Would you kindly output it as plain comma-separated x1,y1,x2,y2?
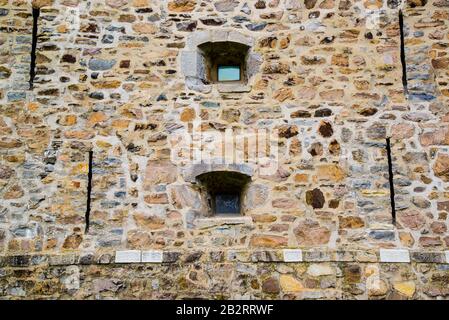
218,65,240,82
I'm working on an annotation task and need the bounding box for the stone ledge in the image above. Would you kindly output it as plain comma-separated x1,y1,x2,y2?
380,249,410,263
1,249,449,267
217,83,251,93
196,216,253,229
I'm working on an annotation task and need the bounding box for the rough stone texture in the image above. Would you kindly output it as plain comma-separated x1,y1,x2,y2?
0,0,448,300
0,250,447,299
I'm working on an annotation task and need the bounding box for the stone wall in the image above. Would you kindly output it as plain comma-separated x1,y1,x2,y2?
0,0,448,299
1,249,449,299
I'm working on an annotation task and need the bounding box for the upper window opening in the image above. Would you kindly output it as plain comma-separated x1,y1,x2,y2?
196,171,251,216
198,41,249,85
181,30,261,93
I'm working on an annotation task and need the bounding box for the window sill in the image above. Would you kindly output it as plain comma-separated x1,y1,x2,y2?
196,216,253,229
217,83,251,93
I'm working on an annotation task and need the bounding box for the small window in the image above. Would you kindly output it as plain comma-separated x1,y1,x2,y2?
198,41,249,84
218,65,241,82
196,171,250,216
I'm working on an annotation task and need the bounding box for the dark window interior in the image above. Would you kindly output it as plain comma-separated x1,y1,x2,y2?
215,193,240,214
196,171,251,215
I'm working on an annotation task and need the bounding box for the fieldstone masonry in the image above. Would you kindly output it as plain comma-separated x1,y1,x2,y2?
0,0,448,299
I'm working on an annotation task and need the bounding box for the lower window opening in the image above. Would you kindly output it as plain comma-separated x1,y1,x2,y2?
196,171,250,216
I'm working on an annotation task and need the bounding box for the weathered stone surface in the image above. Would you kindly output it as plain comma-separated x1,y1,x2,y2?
278,124,298,138
32,0,54,8
134,214,165,230
144,160,177,188
433,153,449,181
393,281,416,298
88,59,116,71
250,235,288,248
307,264,334,277
391,123,415,139
398,210,426,230
169,185,201,210
367,279,389,296
245,184,269,209
168,0,196,12
316,164,345,182
420,128,449,146
262,277,280,294
319,89,344,101
339,216,365,229
294,220,330,245
280,275,303,292
132,23,158,34
306,188,325,209
214,0,239,12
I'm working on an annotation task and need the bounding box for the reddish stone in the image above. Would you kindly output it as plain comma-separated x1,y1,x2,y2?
271,198,298,209
419,236,443,247
430,222,447,234
294,219,330,245
420,128,449,146
144,193,169,204
262,277,280,294
319,89,344,101
397,209,426,230
391,123,415,139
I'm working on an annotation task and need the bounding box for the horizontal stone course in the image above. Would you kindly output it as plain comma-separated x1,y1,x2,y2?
1,249,448,267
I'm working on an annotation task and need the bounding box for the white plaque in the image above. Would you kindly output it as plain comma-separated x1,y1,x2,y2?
115,250,141,263
445,251,449,264
283,249,303,262
142,250,163,263
379,249,410,263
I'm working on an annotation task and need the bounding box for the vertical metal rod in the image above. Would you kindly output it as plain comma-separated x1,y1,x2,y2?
399,9,408,95
386,138,396,224
85,150,93,233
29,8,40,89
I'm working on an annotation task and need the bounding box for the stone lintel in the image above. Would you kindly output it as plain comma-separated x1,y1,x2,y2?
182,162,254,183
186,30,254,50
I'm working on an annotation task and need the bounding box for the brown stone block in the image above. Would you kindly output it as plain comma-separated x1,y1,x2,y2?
250,235,288,248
